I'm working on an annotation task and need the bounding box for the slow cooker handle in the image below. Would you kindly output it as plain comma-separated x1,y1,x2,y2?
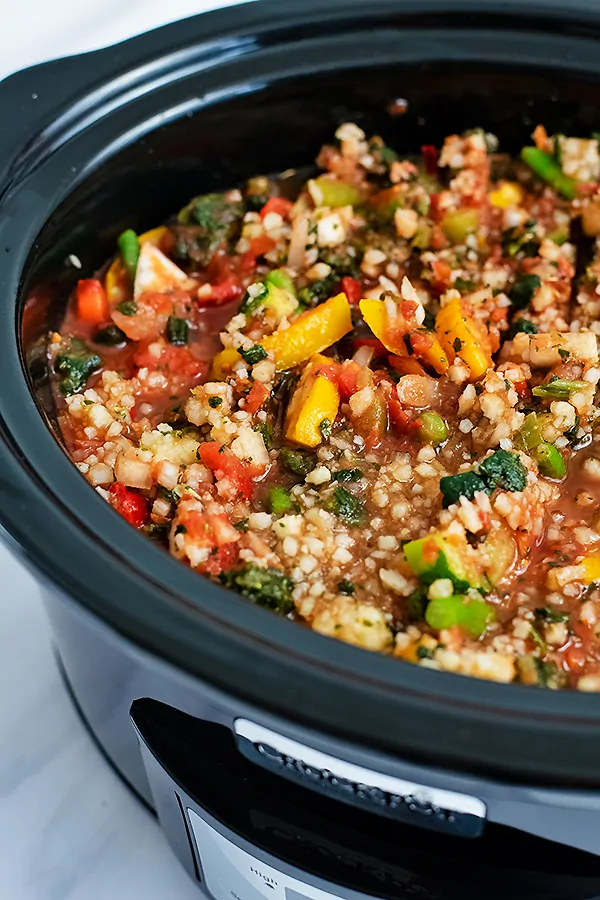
0,53,119,192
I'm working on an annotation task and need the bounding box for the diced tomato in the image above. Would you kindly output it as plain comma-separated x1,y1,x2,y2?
313,360,340,383
513,380,530,399
421,144,439,176
259,196,293,220
199,273,243,306
109,483,150,528
250,234,276,257
410,331,438,359
202,542,240,576
336,361,362,401
244,382,270,414
422,536,441,565
199,253,247,307
388,354,426,376
430,259,452,292
179,510,241,575
77,279,109,324
199,442,261,501
381,381,420,434
340,276,363,305
370,184,404,211
133,341,208,386
240,250,258,274
352,337,388,357
562,638,588,674
112,291,173,342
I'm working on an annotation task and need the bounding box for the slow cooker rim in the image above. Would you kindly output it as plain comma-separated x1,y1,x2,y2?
4,0,600,784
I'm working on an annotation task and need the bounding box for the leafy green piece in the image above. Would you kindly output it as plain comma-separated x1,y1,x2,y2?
508,273,541,310
116,299,138,316
93,324,127,346
324,486,365,525
440,471,488,508
209,396,222,408
240,284,269,316
298,274,339,308
166,316,189,346
517,654,568,689
454,276,476,292
240,344,268,365
234,518,249,532
220,563,294,614
280,448,317,476
253,422,274,450
175,193,244,266
535,605,569,624
478,449,527,493
268,487,294,516
507,318,538,340
338,579,356,595
319,418,332,440
55,339,102,396
332,468,363,483
179,192,243,233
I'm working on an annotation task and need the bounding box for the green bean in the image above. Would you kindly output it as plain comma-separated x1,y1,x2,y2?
118,229,141,280
520,147,577,200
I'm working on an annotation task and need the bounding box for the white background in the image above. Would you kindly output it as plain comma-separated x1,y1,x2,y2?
0,3,248,899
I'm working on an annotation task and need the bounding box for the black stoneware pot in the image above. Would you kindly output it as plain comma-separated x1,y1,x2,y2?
3,2,600,897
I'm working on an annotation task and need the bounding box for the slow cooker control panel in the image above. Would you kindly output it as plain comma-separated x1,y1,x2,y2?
130,699,600,900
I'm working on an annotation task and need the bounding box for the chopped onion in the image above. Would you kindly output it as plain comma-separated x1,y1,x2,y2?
352,345,374,367
288,212,309,270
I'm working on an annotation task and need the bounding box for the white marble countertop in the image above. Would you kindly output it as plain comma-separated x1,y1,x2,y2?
0,2,248,897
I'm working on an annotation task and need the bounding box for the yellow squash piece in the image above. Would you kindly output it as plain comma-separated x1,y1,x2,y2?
359,298,449,375
285,354,340,448
435,297,492,381
582,556,600,584
211,292,353,379
105,226,168,305
489,181,524,209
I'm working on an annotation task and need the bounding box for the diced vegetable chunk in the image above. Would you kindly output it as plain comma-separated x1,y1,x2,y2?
220,564,294,613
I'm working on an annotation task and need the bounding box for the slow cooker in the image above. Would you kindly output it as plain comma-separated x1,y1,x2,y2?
3,1,600,896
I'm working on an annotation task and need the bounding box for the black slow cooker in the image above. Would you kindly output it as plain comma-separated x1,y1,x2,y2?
3,1,600,897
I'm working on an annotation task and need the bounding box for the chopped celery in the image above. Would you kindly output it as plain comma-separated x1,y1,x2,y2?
310,176,363,208
533,442,566,479
440,208,479,244
425,594,495,637
425,595,464,630
418,411,448,446
517,412,544,450
266,269,296,295
532,378,588,399
268,487,294,516
404,533,481,592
